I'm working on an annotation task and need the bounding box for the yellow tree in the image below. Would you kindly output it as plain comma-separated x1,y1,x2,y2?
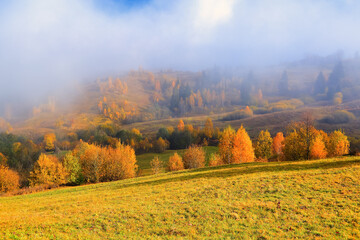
177,119,185,131
183,145,205,169
232,125,255,163
30,154,67,186
204,118,214,139
168,153,184,171
310,135,327,159
272,132,285,156
150,156,163,175
255,130,273,160
328,130,349,157
219,126,235,164
0,165,20,192
43,133,56,152
0,153,8,166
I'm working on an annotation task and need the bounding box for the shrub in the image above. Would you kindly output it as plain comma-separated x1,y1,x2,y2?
0,165,20,192
208,153,223,167
283,130,306,161
222,106,253,121
168,153,184,171
270,99,304,112
320,110,356,124
150,156,163,174
183,145,205,169
29,154,67,187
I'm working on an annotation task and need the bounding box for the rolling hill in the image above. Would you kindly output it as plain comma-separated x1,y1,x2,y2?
1,156,359,239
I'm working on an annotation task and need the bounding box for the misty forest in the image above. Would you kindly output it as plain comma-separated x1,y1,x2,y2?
0,0,360,239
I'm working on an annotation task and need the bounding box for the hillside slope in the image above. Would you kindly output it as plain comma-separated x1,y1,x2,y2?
1,157,360,239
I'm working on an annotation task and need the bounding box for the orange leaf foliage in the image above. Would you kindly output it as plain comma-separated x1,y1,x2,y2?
168,153,184,171
183,145,205,169
232,125,255,163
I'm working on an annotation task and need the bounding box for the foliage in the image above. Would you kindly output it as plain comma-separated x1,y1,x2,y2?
43,133,56,152
204,118,214,139
232,125,255,163
333,92,343,105
177,119,185,131
150,156,163,175
328,130,350,157
219,126,235,164
283,130,306,161
153,137,169,153
222,107,253,121
208,153,222,167
63,153,83,185
29,154,67,187
320,110,356,124
0,165,20,193
0,152,8,166
255,130,273,160
310,135,327,159
167,153,184,172
183,145,205,169
272,132,285,157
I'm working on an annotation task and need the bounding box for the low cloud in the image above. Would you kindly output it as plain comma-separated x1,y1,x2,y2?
0,0,359,111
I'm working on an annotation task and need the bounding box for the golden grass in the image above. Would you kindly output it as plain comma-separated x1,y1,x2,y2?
1,156,359,239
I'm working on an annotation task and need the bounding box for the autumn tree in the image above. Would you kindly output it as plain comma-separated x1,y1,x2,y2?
283,130,305,161
63,153,83,185
328,130,350,157
0,165,20,193
255,130,273,160
150,156,163,174
232,125,255,163
0,153,8,166
177,119,185,131
153,137,169,153
43,133,56,152
204,118,214,139
272,132,285,158
29,154,67,187
167,153,184,171
310,135,327,159
208,153,223,167
183,145,205,169
219,126,235,164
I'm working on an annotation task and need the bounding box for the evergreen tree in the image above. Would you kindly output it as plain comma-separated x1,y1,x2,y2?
278,71,289,96
327,62,344,99
313,71,326,95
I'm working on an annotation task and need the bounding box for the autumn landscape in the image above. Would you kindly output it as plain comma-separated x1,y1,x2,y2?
1,0,360,239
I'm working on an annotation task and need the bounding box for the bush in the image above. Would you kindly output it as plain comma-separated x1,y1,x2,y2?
320,110,356,124
153,137,169,153
0,165,20,192
150,156,163,174
208,153,222,167
270,99,304,112
255,130,273,160
222,106,253,121
183,145,205,169
168,153,184,171
29,154,67,187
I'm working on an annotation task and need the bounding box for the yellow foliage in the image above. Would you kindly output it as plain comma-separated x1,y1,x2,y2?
219,126,235,164
310,135,327,159
232,125,255,163
183,145,205,169
29,154,67,187
43,133,56,152
0,165,20,192
168,153,184,171
328,130,349,157
150,156,162,175
177,120,185,131
272,132,285,156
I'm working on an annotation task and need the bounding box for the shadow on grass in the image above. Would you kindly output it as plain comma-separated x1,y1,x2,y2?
114,158,360,190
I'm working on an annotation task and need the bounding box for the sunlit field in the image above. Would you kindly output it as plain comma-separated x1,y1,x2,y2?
1,156,359,239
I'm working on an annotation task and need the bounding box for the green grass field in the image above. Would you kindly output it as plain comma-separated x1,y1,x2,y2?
1,156,360,239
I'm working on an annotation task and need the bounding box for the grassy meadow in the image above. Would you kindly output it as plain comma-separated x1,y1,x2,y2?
1,156,360,239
